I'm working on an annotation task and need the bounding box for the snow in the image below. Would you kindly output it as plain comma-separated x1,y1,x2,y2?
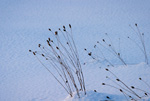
0,0,150,101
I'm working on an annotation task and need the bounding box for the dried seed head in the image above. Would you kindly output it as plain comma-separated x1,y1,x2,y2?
106,96,110,99
48,38,50,41
55,31,58,35
88,52,92,56
42,54,45,57
38,44,41,47
102,83,105,85
135,23,137,26
33,52,36,55
69,24,71,28
56,47,59,50
63,29,66,31
145,93,148,95
131,86,135,89
47,40,49,43
48,28,51,31
29,50,32,52
63,25,65,29
48,43,51,46
120,89,123,92
116,79,120,81
105,68,109,71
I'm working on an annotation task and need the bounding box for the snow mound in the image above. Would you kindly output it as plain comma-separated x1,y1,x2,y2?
64,90,126,101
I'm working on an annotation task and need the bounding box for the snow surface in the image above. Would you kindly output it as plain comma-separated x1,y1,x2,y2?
0,0,150,101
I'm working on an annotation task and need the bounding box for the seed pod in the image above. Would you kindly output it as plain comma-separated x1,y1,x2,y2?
106,96,110,99
48,28,51,31
42,54,45,57
88,52,92,56
116,79,120,81
55,31,58,35
105,68,109,71
94,90,97,92
131,86,135,89
56,47,59,49
38,44,41,47
33,52,36,55
48,38,50,41
69,24,71,28
120,89,123,92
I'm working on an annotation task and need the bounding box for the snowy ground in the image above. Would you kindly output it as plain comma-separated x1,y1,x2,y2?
0,0,150,101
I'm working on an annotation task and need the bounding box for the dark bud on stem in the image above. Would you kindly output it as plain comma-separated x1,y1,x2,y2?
56,47,59,50
48,28,51,31
69,24,71,28
139,78,142,80
88,52,92,56
131,86,135,89
145,93,148,96
38,44,41,47
55,31,58,35
135,23,137,26
106,96,110,99
33,52,36,55
116,79,120,81
105,68,109,71
120,89,123,92
42,54,45,57
29,50,32,52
